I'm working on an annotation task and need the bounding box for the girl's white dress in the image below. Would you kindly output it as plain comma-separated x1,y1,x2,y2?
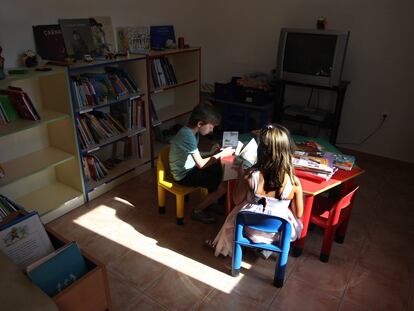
213,171,303,257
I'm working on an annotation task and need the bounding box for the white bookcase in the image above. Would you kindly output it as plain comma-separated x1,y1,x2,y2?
0,67,85,223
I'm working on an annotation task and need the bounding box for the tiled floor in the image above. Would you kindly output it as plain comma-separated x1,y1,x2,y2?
48,151,414,311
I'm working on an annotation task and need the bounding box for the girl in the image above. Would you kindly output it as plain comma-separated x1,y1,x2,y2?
209,124,303,257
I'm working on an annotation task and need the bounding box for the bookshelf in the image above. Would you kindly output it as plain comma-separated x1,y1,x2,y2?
147,47,200,158
0,68,85,223
68,55,152,200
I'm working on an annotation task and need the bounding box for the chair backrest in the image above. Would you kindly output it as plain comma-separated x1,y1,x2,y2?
235,211,292,252
157,145,172,183
330,185,360,225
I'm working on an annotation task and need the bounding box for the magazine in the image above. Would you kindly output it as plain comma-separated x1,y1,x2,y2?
222,138,258,181
222,131,239,149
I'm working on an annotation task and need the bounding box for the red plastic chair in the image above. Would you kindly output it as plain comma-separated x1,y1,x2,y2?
310,186,359,262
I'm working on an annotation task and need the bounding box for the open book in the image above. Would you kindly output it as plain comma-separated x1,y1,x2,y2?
223,138,258,181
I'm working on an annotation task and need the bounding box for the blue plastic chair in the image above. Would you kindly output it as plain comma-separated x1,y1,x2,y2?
232,211,292,287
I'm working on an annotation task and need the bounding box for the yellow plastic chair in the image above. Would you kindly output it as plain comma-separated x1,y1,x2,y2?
157,145,208,225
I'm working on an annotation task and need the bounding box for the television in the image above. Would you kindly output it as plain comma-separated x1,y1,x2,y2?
275,28,350,87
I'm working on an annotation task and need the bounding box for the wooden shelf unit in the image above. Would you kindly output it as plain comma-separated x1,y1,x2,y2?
0,68,85,223
68,55,152,200
148,47,201,158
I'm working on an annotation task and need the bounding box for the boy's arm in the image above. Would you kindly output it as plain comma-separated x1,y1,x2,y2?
192,147,234,169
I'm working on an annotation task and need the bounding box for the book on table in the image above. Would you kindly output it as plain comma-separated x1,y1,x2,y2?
0,211,54,269
26,241,89,297
331,153,356,171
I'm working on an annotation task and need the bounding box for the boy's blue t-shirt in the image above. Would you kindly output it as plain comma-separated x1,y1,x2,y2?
169,126,199,181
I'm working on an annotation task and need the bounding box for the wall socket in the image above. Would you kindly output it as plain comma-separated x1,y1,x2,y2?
382,112,389,119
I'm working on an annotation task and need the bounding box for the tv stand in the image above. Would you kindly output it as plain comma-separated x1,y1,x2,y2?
273,80,349,145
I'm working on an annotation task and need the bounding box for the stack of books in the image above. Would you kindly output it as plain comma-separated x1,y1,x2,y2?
293,140,356,181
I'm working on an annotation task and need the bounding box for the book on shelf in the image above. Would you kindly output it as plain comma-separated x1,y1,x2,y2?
150,58,177,89
116,26,150,54
59,18,95,60
150,25,176,50
0,94,20,123
0,87,40,121
149,99,161,126
32,24,68,61
0,195,22,221
89,16,116,56
0,211,54,270
26,241,89,297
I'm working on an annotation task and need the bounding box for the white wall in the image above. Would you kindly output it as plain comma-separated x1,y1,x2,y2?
1,0,413,162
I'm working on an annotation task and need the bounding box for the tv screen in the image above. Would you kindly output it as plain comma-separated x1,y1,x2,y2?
276,28,349,87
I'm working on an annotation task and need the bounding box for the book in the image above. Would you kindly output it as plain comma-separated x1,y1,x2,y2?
0,211,54,269
116,26,150,54
32,24,67,61
26,241,89,297
59,19,95,60
89,16,116,56
150,25,176,50
222,131,239,149
294,140,324,157
0,95,20,122
331,153,356,171
0,87,40,120
222,138,258,181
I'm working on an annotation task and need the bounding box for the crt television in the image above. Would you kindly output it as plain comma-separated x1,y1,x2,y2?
275,28,350,87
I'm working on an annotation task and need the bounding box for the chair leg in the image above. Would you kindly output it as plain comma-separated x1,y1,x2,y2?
274,251,288,288
335,212,352,244
320,227,335,262
158,186,166,214
176,194,185,225
231,243,242,277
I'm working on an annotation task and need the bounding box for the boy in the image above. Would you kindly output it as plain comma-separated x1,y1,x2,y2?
169,102,234,223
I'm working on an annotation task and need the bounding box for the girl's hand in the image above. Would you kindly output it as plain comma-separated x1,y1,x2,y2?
219,147,235,158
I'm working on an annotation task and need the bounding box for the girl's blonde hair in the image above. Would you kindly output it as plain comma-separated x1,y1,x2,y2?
249,124,297,193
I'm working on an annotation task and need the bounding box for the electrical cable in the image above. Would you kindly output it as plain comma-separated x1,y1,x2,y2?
307,88,314,107
337,115,387,145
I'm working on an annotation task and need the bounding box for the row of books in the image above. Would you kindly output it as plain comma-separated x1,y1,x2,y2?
72,67,140,110
82,136,143,182
77,111,127,149
151,57,178,89
110,97,145,131
0,87,41,123
0,195,21,221
0,203,88,297
293,140,356,181
82,155,109,182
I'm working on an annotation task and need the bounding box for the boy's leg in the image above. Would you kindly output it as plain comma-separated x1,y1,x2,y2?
195,181,227,211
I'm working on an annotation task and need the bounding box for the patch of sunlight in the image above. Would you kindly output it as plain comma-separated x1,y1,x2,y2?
73,204,247,291
113,196,135,207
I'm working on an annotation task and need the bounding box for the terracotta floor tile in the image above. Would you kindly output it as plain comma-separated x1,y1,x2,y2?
356,242,411,283
269,276,340,311
107,271,144,311
344,266,410,310
197,289,266,311
107,249,172,291
291,252,354,297
125,292,169,311
338,299,371,311
144,268,215,310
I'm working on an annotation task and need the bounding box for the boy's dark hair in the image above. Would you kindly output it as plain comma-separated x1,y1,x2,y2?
187,102,221,127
